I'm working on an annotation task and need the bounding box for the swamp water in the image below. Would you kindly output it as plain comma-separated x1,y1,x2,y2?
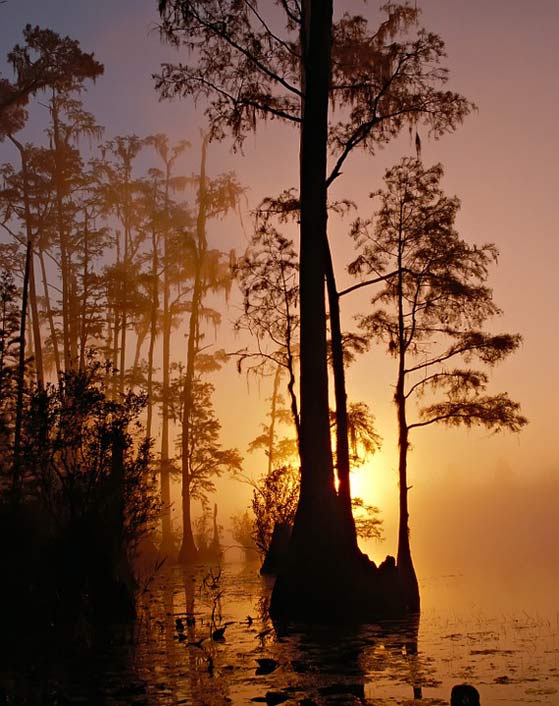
3,561,558,706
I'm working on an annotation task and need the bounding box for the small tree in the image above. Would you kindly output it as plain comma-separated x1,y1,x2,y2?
251,464,300,556
170,371,242,560
21,360,159,617
350,158,527,608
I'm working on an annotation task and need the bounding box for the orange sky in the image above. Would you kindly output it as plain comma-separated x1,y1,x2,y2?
1,1,557,576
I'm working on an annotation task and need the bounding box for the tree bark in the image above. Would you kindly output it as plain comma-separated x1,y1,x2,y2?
296,0,336,517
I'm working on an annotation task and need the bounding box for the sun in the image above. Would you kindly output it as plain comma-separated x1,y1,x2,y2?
350,453,396,511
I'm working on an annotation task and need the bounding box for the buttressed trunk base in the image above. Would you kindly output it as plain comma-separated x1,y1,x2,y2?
270,0,416,622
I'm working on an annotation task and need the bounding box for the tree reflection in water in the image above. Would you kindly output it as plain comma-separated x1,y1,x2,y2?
2,557,557,704
131,563,436,705
0,563,434,705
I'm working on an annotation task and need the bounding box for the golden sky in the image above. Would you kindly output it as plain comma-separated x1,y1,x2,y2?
1,1,557,575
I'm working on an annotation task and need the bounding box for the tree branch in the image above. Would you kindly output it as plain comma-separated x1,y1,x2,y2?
338,268,400,298
187,7,301,97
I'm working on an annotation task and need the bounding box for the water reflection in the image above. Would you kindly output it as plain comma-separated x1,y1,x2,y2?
1,562,557,705
133,563,433,705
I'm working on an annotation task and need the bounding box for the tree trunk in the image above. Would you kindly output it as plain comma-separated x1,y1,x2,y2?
146,225,158,440
119,165,133,396
79,209,90,371
178,135,208,564
270,0,411,622
395,234,420,611
395,374,420,611
8,135,44,387
325,245,357,550
295,0,336,527
130,322,148,387
267,366,282,474
159,221,174,555
12,236,32,498
111,300,120,398
179,473,198,563
209,503,221,556
119,307,127,394
51,91,73,372
271,0,353,618
38,246,61,377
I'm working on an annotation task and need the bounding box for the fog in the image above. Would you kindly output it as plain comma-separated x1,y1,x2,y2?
413,468,557,574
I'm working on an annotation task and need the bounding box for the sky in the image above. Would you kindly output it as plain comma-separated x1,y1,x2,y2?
1,1,558,577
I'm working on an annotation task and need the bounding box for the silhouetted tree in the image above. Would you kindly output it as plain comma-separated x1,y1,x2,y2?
194,503,222,559
178,136,242,562
246,367,299,474
0,25,103,136
246,391,381,567
350,158,527,608
0,145,66,376
236,220,381,549
22,360,158,617
252,464,299,556
156,0,473,617
170,372,242,560
3,136,45,388
143,133,193,554
72,164,112,371
0,270,20,490
39,40,103,372
234,225,300,444
99,135,145,392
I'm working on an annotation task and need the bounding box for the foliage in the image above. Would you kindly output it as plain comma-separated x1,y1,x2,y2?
331,401,382,469
351,158,527,434
234,226,299,374
1,25,103,136
170,372,242,502
230,510,257,553
0,270,20,483
156,5,478,600
251,465,299,554
22,360,159,550
351,497,383,541
247,369,298,467
156,2,473,164
248,418,298,469
250,464,383,554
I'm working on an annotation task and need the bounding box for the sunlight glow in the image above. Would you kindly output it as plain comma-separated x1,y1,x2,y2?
350,455,394,509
